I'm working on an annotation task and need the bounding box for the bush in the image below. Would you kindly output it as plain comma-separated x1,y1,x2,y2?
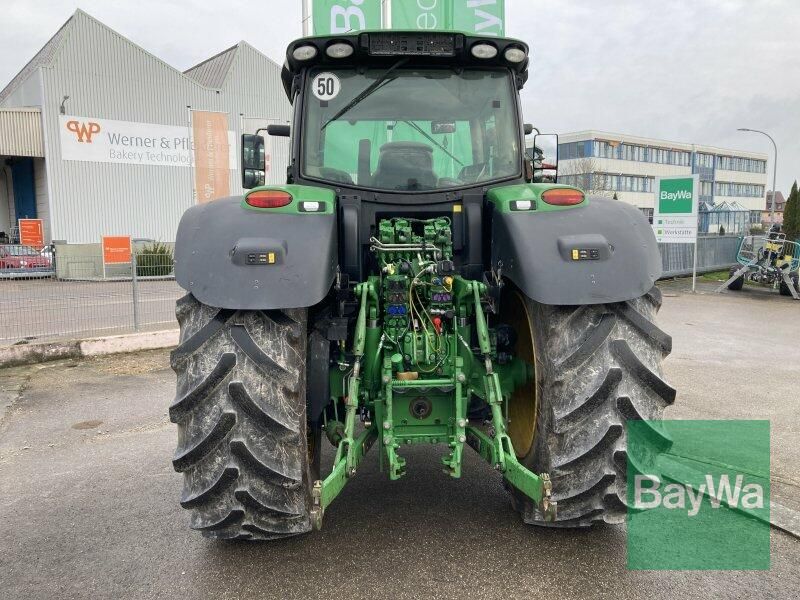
718,225,726,235
135,242,174,277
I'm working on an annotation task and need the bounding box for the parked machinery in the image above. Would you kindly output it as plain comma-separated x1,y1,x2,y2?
719,226,800,299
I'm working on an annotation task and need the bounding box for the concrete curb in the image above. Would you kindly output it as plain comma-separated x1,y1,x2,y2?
0,329,179,369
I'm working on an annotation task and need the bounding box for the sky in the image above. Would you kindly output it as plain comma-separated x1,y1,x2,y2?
1,0,798,194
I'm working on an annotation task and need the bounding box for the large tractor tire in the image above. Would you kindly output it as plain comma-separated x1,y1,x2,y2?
502,286,675,527
727,266,745,291
169,294,315,540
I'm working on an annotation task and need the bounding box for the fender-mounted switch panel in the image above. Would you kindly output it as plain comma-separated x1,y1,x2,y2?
231,238,286,267
571,248,600,261
247,252,276,265
557,235,610,262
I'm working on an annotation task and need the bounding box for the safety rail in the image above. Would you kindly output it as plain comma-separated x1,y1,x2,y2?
0,244,181,347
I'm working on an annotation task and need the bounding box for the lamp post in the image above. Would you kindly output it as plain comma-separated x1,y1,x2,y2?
737,128,777,226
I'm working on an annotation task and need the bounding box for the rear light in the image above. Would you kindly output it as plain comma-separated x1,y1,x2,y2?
326,42,354,59
504,47,527,63
470,43,498,59
245,190,292,208
299,201,325,212
541,188,585,206
511,200,534,211
292,44,318,61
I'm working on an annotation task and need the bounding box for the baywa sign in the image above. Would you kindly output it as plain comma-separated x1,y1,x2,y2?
59,115,236,169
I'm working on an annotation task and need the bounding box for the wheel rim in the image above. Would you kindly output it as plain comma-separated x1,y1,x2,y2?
500,289,538,458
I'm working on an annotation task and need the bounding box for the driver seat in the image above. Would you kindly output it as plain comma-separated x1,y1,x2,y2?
372,142,437,190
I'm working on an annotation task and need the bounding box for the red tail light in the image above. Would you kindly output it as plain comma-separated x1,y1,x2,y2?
245,190,292,208
541,188,585,206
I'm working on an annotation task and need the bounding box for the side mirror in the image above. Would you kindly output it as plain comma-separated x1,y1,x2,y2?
531,133,558,183
266,124,290,137
241,134,265,189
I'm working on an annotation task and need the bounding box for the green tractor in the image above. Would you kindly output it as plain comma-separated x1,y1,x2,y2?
170,31,675,539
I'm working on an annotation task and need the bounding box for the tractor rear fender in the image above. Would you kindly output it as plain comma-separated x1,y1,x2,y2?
174,186,337,310
489,185,661,305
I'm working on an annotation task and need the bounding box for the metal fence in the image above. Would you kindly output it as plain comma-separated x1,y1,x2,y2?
0,247,183,347
659,235,740,278
1,235,742,347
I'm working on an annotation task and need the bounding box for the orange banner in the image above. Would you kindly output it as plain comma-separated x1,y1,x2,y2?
102,236,132,264
18,219,44,249
192,111,230,203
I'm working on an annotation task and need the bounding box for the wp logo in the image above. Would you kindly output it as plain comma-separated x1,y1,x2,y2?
66,120,101,143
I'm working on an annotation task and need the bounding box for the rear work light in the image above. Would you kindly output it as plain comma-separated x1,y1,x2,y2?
541,188,585,206
292,44,318,61
245,190,293,208
326,42,354,58
470,43,498,59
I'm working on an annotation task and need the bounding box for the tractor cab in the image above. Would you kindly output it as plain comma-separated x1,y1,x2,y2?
242,31,551,197
241,31,557,283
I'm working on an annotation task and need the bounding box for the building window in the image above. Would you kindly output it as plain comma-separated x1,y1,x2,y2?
714,182,765,198
590,141,690,166
716,155,766,174
558,141,591,160
587,172,654,193
697,153,714,168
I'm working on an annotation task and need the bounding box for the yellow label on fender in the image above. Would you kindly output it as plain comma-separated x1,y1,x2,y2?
571,249,580,260
268,252,276,264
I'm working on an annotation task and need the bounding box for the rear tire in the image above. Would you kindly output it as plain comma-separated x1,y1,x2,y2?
170,294,314,540
509,287,675,527
779,273,798,297
727,266,745,291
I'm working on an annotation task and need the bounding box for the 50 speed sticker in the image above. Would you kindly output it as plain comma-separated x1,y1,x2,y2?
312,72,341,101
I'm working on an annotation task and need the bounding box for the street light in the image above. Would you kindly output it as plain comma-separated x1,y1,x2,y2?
737,128,778,226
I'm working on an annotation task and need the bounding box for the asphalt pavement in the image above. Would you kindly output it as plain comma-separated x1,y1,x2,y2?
0,279,798,600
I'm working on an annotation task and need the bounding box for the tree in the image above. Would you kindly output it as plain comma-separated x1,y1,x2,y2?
613,192,618,200
782,181,799,241
558,157,614,198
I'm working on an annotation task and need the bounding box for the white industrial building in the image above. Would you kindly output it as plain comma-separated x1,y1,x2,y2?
556,130,769,226
0,9,290,244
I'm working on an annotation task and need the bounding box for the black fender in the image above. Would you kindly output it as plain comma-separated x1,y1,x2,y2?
492,196,661,305
174,196,337,310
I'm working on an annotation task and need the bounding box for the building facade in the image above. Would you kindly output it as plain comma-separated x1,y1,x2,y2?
556,130,768,229
0,10,291,244
762,191,785,226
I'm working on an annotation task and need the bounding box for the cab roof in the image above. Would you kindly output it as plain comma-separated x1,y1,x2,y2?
280,30,530,99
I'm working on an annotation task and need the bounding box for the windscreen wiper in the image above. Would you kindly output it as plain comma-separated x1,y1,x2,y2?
321,58,410,130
